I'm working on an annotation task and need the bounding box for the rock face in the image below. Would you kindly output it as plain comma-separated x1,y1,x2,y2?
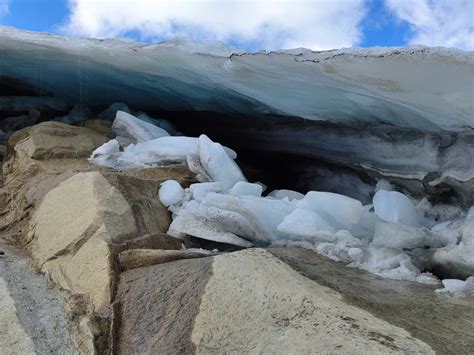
10,121,108,162
118,249,208,271
29,172,136,310
114,248,451,354
0,120,194,354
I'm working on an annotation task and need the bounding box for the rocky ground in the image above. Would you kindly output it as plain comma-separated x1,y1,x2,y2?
0,120,473,354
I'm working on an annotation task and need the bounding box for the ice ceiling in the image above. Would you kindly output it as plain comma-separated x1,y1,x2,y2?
1,26,473,205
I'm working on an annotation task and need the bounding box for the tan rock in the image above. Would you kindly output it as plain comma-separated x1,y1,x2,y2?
191,249,434,354
118,249,207,271
11,121,108,162
81,119,114,138
114,233,182,252
29,171,137,310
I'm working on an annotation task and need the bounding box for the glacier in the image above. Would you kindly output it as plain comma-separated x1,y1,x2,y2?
1,26,473,207
1,26,474,292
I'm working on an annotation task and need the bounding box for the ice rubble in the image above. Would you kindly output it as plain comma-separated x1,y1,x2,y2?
88,110,474,293
436,277,474,294
112,110,170,146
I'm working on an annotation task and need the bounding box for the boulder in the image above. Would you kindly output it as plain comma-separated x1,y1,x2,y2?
10,121,108,161
29,172,137,310
81,119,114,138
118,249,207,271
28,168,187,310
115,248,433,354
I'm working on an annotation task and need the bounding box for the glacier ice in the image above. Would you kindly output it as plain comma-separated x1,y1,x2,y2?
428,207,474,279
168,199,257,247
277,208,336,240
189,182,223,202
200,192,295,244
373,222,442,250
112,110,170,145
268,189,304,201
89,139,121,168
198,135,246,192
349,205,380,240
373,190,420,227
297,191,363,230
159,180,185,207
436,277,474,295
229,182,263,197
1,27,474,206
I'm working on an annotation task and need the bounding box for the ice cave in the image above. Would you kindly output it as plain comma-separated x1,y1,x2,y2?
1,26,473,291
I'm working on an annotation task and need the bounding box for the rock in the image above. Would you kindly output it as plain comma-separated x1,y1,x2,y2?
114,233,182,252
56,104,91,124
0,121,109,239
81,119,114,138
116,256,213,354
28,168,188,311
118,249,207,271
115,248,433,354
98,103,132,121
9,121,108,162
29,172,137,310
0,145,6,161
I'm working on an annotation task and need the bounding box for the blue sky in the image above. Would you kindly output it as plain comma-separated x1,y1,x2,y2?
0,0,472,51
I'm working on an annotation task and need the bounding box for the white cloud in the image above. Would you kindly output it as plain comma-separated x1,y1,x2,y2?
63,0,367,50
385,0,474,50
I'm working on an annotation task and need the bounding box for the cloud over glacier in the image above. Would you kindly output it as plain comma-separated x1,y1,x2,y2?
63,0,367,50
386,0,474,50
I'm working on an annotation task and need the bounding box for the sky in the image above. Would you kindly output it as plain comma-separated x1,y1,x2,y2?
0,0,473,51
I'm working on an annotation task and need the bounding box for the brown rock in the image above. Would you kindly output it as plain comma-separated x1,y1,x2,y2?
29,171,137,310
81,119,114,138
11,121,108,161
115,257,213,354
118,249,208,271
113,233,182,253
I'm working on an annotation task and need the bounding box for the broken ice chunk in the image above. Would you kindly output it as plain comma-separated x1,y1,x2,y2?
159,180,185,206
198,135,246,192
350,205,380,240
202,192,295,243
186,154,212,182
436,277,474,294
297,191,362,230
268,189,304,201
373,222,442,250
189,182,223,202
229,182,263,197
168,201,254,247
277,208,336,239
112,110,170,145
88,139,121,168
351,245,438,284
373,190,420,227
